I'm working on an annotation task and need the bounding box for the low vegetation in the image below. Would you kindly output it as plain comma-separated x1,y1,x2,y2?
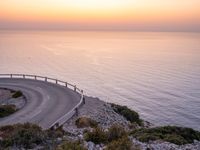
0,104,17,118
0,122,87,149
131,126,200,145
84,127,107,144
56,140,86,150
106,136,136,150
75,117,98,128
85,124,134,150
107,124,127,142
111,103,143,125
0,123,66,149
0,123,46,149
12,90,23,98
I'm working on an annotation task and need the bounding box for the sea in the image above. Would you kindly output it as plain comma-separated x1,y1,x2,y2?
0,31,200,130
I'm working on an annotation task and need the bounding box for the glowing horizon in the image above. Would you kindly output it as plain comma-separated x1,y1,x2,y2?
0,0,200,31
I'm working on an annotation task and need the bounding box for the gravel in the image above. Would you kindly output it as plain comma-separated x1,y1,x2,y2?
63,96,130,134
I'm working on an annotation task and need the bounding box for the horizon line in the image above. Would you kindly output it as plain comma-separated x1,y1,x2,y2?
0,28,200,33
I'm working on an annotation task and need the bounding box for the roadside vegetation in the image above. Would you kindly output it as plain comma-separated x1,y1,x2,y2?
0,123,88,149
131,126,200,145
105,136,139,150
75,117,98,128
12,90,23,98
56,140,86,150
110,103,143,126
84,124,134,150
0,104,17,118
0,123,46,149
0,123,67,149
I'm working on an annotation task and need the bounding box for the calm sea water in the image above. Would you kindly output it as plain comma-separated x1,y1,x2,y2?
0,31,200,130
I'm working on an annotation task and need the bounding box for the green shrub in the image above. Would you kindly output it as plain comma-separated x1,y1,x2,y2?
56,140,86,150
0,105,17,118
105,136,134,150
163,134,187,145
0,123,46,149
84,124,130,145
84,127,107,144
46,129,65,140
12,91,23,98
111,103,142,125
75,117,98,128
131,126,200,145
107,124,127,142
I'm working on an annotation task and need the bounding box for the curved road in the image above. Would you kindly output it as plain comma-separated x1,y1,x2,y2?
0,78,80,129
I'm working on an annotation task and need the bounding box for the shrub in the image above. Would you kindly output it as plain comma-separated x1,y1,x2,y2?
84,127,107,144
56,140,86,150
0,105,17,118
0,123,46,149
131,126,200,145
111,103,142,125
84,124,130,145
105,136,134,150
12,91,23,98
75,117,98,128
163,134,187,145
46,128,65,140
107,124,127,142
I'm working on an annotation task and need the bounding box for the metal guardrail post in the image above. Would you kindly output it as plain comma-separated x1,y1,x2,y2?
81,90,85,104
65,82,68,87
83,96,85,104
75,108,78,116
45,77,47,82
10,74,12,78
35,76,37,80
56,79,58,84
74,85,76,92
23,75,25,79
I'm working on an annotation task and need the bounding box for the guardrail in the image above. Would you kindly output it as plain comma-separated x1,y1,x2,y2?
0,74,85,129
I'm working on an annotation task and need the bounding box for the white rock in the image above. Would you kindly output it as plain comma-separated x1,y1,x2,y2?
88,141,95,150
78,134,83,140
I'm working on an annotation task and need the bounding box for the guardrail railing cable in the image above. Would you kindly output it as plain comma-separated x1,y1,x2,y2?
0,74,85,129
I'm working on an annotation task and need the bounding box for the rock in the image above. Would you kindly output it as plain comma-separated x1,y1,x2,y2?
88,141,95,150
194,139,199,144
33,145,45,150
95,144,101,150
57,137,62,143
84,141,88,147
78,134,83,140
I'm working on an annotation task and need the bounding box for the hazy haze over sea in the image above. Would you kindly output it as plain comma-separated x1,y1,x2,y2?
0,31,200,130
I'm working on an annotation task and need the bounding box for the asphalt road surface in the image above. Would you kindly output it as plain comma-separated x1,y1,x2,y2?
0,78,80,129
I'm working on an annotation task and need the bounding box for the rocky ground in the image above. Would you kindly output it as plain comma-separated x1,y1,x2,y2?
63,96,200,150
0,88,12,103
132,138,200,150
64,96,130,131
0,88,26,109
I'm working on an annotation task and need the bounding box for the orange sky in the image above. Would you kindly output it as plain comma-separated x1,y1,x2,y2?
0,0,200,31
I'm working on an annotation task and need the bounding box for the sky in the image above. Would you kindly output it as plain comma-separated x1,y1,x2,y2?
0,0,200,31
